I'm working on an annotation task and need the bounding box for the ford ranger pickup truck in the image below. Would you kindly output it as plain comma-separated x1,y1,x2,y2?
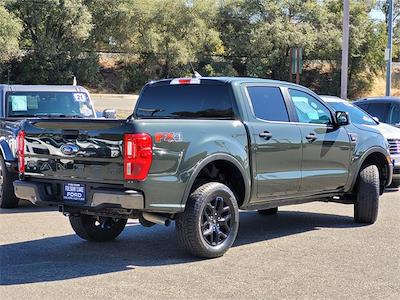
0,84,98,208
13,77,393,258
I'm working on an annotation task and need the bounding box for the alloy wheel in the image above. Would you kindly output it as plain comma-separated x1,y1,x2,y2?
201,196,232,246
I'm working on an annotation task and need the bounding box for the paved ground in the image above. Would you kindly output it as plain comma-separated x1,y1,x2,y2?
1,190,399,299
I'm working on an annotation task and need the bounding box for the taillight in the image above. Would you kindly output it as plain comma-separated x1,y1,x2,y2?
123,133,153,181
17,130,25,174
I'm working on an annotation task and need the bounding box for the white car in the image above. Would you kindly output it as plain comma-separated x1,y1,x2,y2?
321,96,400,188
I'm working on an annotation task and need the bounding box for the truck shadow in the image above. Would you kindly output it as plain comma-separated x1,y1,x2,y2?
0,200,57,214
0,210,365,285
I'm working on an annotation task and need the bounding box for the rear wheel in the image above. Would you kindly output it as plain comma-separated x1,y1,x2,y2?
69,214,127,242
258,207,278,215
175,182,239,258
0,157,19,208
354,165,380,224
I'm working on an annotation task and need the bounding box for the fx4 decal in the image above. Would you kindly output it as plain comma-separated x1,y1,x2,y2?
155,132,183,143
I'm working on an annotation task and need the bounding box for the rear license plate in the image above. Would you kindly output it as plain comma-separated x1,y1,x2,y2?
63,183,86,202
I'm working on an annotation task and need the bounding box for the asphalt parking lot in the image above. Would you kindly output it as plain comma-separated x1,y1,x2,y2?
1,190,399,299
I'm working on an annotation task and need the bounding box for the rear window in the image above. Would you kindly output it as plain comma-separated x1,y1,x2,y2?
6,91,95,118
135,84,236,119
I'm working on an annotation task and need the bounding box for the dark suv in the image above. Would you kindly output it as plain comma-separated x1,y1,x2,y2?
354,97,400,128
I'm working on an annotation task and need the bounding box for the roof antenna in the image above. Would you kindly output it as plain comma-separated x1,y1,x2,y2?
189,61,202,78
72,76,77,86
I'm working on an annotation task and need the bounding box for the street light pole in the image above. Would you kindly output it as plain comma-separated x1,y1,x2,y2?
341,0,350,99
386,0,394,96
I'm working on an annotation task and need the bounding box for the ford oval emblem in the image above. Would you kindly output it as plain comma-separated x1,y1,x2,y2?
60,144,79,155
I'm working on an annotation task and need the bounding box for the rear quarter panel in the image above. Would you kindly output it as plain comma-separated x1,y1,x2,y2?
128,119,249,212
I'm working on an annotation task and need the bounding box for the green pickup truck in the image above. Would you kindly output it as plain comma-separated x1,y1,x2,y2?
14,77,393,258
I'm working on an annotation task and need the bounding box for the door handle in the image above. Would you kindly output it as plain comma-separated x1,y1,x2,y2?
259,131,272,140
306,133,317,142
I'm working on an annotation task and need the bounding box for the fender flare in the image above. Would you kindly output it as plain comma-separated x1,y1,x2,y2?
348,146,391,191
0,139,15,161
181,153,251,208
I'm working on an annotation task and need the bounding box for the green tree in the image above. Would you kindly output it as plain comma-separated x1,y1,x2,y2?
0,2,21,63
7,0,97,85
91,0,224,91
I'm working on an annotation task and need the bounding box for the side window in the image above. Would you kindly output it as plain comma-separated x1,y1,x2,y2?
247,86,289,122
365,103,388,122
388,103,400,125
289,89,332,125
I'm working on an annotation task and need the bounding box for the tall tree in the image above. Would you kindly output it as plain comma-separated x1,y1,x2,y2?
7,0,97,84
0,2,21,63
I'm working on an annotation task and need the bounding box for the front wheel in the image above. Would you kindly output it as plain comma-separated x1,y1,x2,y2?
0,156,19,208
175,182,239,258
69,214,127,242
354,165,380,224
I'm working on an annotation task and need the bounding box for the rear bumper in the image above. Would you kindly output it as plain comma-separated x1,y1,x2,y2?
13,180,144,210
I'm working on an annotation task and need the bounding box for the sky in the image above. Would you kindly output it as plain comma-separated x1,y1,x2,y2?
370,9,385,20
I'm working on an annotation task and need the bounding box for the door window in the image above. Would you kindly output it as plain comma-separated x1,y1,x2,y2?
247,86,289,122
364,103,388,123
289,89,332,125
388,103,400,125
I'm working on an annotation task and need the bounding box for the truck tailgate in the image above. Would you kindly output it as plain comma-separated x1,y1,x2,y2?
22,119,130,184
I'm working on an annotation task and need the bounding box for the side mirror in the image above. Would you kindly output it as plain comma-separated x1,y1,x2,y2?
336,111,350,126
372,117,380,123
103,109,116,119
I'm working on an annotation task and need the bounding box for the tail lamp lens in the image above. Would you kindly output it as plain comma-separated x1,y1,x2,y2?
17,130,25,174
123,133,153,181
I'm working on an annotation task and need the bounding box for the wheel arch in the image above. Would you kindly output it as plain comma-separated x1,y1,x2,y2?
350,147,391,194
181,153,251,209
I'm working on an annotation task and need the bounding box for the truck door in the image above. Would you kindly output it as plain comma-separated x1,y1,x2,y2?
244,85,302,201
287,88,351,193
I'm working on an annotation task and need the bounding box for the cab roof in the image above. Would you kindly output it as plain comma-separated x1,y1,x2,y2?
354,96,400,104
0,84,89,93
148,77,306,89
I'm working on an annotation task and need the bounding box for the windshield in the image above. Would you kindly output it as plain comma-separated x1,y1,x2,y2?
329,101,377,125
6,91,95,118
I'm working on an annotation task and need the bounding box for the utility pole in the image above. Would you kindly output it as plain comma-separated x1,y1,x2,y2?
386,0,394,96
341,0,350,99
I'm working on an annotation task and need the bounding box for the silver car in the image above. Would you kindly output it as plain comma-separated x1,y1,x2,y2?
322,96,400,188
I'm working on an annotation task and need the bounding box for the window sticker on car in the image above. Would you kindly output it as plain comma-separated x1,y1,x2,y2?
11,95,28,111
27,96,39,109
73,93,87,102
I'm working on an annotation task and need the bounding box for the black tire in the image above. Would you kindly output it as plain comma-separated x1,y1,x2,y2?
69,214,127,242
0,156,19,208
354,165,380,224
175,182,239,258
258,207,278,215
